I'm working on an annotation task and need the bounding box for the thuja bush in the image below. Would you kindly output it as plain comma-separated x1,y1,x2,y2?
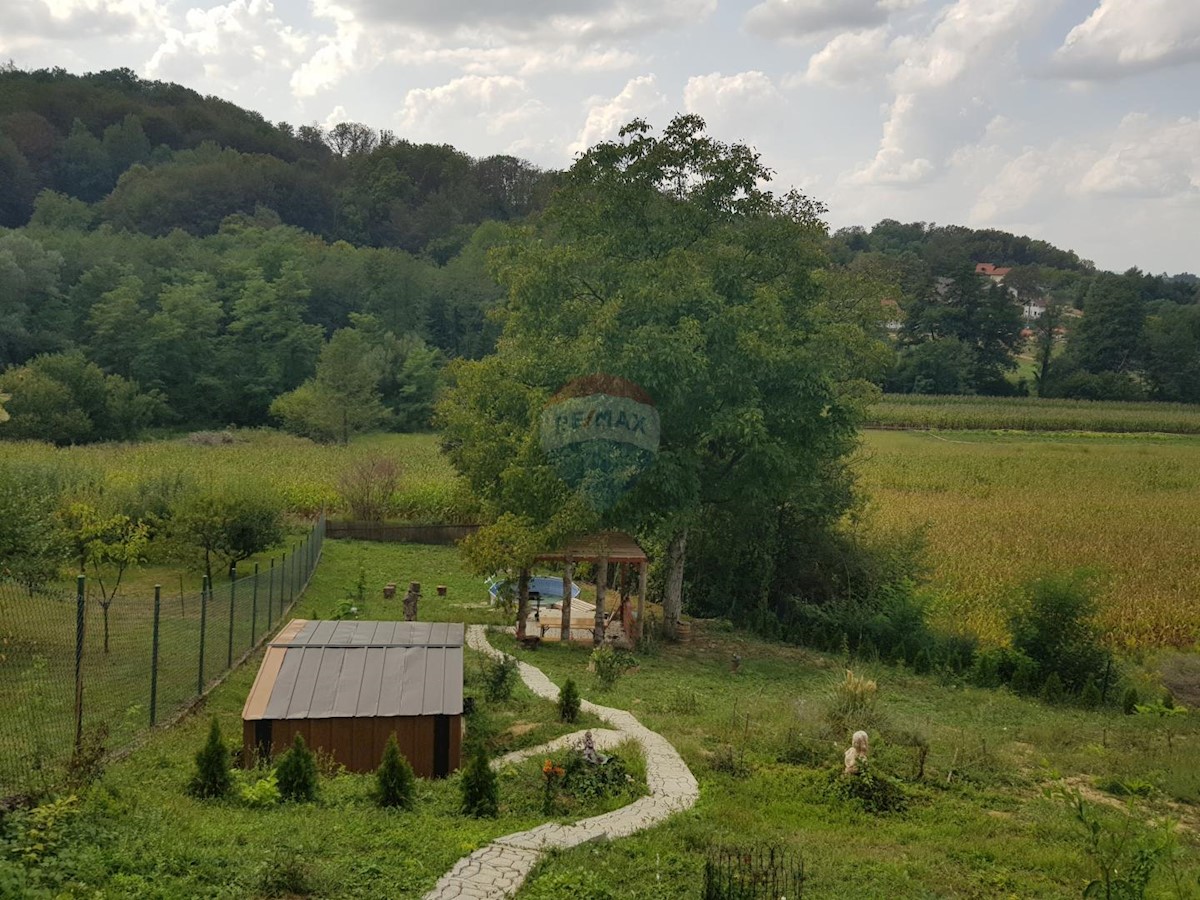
460,746,499,817
188,718,232,799
275,733,318,803
375,734,415,809
558,678,581,723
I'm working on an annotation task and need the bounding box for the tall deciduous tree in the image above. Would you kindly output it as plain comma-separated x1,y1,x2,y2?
440,116,875,639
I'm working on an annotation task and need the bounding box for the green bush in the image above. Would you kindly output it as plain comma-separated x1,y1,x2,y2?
1081,680,1102,710
561,749,632,801
239,773,280,808
591,645,630,689
375,734,415,809
828,761,907,814
187,719,232,799
275,733,318,803
1011,571,1106,694
1039,672,1066,705
558,678,581,723
1010,654,1042,695
460,747,498,818
1122,686,1139,715
484,655,518,702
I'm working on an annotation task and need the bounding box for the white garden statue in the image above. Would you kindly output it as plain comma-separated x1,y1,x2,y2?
843,730,869,775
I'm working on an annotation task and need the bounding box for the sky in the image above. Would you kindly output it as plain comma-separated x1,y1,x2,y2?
3,0,1199,274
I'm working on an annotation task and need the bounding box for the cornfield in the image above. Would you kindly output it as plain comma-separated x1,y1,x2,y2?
868,394,1200,434
1,430,477,522
857,430,1200,648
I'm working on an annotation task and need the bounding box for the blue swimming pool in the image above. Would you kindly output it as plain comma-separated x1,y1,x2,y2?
488,576,581,604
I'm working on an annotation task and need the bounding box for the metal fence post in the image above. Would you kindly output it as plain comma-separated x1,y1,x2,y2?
267,558,275,628
150,585,161,726
198,575,208,695
280,551,288,613
251,563,259,649
227,565,237,668
74,574,85,753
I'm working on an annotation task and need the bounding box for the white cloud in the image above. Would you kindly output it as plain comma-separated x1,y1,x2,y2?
1050,0,1200,80
1077,114,1200,198
848,0,1051,186
290,0,363,98
744,0,918,41
683,70,780,115
0,0,164,50
796,27,894,86
397,75,544,136
569,74,668,156
145,0,306,91
334,0,713,42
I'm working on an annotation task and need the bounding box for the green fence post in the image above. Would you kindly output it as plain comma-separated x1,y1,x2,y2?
74,574,85,753
280,551,288,613
150,585,161,726
227,565,237,668
198,575,208,695
267,558,275,628
251,563,259,649
290,545,297,605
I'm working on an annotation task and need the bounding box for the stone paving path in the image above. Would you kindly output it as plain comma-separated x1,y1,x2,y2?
423,625,699,900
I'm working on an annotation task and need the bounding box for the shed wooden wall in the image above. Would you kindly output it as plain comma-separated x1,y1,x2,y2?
242,715,462,778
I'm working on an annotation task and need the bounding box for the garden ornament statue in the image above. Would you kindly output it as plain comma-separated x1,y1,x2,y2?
403,581,421,621
844,730,869,775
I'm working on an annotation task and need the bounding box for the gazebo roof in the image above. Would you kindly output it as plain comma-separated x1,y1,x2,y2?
534,531,647,564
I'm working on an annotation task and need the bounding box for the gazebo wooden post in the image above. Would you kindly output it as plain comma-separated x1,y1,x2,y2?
516,567,530,640
594,555,608,646
636,560,648,643
560,559,573,643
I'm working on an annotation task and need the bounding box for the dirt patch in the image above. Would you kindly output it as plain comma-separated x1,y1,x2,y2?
1158,652,1200,708
1060,776,1200,835
505,722,538,738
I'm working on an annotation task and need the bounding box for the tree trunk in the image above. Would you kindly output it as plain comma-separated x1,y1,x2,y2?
593,556,608,646
102,601,110,654
664,529,687,640
560,561,573,643
516,568,530,639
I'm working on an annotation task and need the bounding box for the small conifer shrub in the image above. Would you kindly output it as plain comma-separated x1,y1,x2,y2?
188,718,232,799
460,746,498,817
1122,686,1139,715
558,678,581,723
275,733,318,802
1039,672,1066,705
1080,680,1102,710
375,734,415,809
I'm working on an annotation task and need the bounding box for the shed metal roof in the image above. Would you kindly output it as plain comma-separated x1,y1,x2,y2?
242,620,464,721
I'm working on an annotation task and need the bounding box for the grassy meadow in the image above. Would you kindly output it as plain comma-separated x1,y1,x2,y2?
24,540,1198,898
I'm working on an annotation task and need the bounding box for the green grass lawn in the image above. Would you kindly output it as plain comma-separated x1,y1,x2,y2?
493,630,1200,899
9,540,1195,898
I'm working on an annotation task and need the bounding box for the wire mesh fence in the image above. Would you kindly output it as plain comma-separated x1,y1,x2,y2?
0,515,326,801
702,846,805,900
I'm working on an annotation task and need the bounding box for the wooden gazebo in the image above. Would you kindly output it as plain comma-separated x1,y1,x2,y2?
533,532,648,645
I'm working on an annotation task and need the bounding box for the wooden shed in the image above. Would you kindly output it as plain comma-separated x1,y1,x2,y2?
241,619,464,778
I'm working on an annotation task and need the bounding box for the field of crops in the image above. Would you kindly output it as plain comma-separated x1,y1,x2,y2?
1,430,474,522
856,430,1200,648
868,394,1200,433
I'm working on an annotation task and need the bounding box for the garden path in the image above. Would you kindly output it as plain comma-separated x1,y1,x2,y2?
423,625,699,899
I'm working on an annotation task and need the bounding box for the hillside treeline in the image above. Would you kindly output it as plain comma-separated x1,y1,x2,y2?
832,222,1200,402
3,66,1200,447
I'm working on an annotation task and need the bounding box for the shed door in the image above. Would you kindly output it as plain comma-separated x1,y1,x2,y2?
433,715,450,778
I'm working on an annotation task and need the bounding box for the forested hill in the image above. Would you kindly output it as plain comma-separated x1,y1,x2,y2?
2,66,1199,447
0,65,558,255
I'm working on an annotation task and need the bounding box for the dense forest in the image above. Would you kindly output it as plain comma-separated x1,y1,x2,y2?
1,65,1198,446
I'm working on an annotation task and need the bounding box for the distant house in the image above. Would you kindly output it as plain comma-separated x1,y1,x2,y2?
881,297,903,332
1023,298,1046,319
974,262,1013,283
